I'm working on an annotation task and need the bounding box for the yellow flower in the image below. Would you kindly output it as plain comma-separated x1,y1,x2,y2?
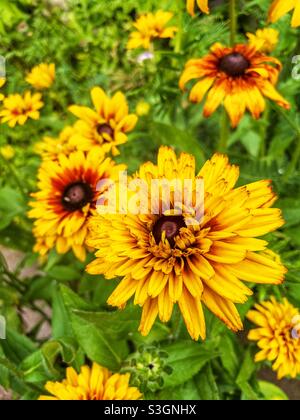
127,11,178,50
87,146,286,341
68,87,138,156
35,126,77,161
28,147,126,262
179,43,290,127
0,78,5,101
247,28,279,54
26,63,55,90
0,145,15,160
186,0,209,16
136,100,151,116
247,297,300,380
269,0,300,28
39,363,142,400
0,91,43,127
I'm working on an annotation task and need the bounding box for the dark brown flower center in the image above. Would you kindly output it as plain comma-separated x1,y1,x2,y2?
62,182,93,211
96,123,114,138
219,53,250,77
153,215,186,247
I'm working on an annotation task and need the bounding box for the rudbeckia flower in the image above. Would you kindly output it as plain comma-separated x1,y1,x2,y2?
179,43,290,127
87,146,286,341
69,87,138,156
246,28,279,54
247,297,300,379
186,0,209,16
0,91,43,127
35,126,77,161
127,11,178,50
269,0,300,28
28,147,126,261
39,363,142,400
26,63,55,90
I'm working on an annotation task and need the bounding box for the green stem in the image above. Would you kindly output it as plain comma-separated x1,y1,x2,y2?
0,154,27,199
260,104,269,157
285,132,300,181
175,0,183,54
229,0,237,46
218,108,230,152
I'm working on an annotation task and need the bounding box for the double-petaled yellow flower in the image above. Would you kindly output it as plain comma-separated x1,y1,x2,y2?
0,91,43,127
39,363,142,400
35,126,77,161
68,87,138,156
28,147,126,261
269,0,300,28
247,297,300,379
87,146,286,341
127,11,178,50
179,43,290,127
247,28,279,54
186,0,209,16
26,63,55,90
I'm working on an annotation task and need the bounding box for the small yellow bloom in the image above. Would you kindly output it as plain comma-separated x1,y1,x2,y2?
247,28,279,54
0,78,5,101
136,100,150,116
26,63,55,90
39,363,142,400
0,91,43,127
186,0,209,16
35,125,77,161
269,0,300,28
0,145,15,160
247,297,300,380
127,11,178,50
69,87,138,156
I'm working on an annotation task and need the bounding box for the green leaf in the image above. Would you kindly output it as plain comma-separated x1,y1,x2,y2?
220,334,240,378
1,328,37,364
236,349,259,400
194,363,220,400
47,266,81,282
162,339,219,388
240,131,261,158
258,381,289,401
52,284,73,339
0,187,25,230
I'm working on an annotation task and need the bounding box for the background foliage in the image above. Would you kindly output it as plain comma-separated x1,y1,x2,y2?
0,0,299,400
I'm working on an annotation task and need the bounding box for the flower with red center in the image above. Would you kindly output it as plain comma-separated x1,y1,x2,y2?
68,87,138,156
86,146,286,341
0,91,43,127
28,147,126,261
179,43,290,127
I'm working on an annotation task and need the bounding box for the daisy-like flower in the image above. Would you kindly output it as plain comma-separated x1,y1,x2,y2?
26,63,55,90
0,78,5,101
39,363,142,400
179,43,290,127
269,0,300,28
127,11,178,50
35,126,77,161
247,297,300,379
186,0,209,16
87,146,286,341
247,28,279,54
28,147,126,262
0,91,43,127
68,87,138,156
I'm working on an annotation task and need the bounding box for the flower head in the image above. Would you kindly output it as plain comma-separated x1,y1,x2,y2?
26,63,55,90
269,0,300,28
87,146,286,341
35,126,77,161
127,11,178,50
186,0,209,16
179,43,290,127
28,147,126,261
0,145,15,160
68,87,138,156
0,91,43,127
39,363,142,400
247,297,300,379
247,28,279,54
